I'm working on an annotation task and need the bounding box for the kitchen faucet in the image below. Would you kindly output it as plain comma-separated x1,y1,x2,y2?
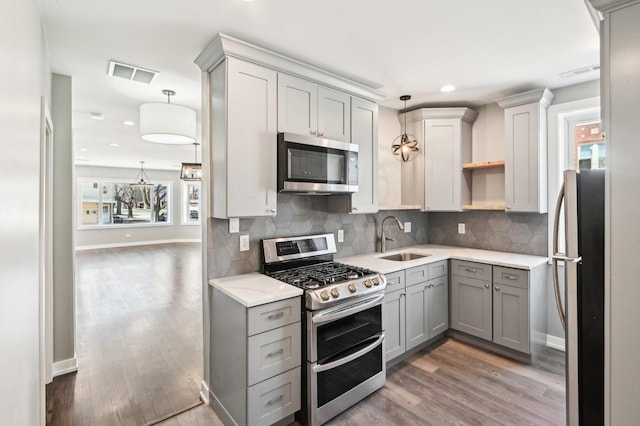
380,216,404,253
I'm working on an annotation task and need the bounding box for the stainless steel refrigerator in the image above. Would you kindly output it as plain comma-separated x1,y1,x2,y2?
552,169,605,426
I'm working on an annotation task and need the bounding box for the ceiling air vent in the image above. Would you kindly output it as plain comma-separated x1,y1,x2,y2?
559,64,600,79
108,60,158,84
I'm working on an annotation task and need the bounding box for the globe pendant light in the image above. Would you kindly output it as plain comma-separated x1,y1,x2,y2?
130,161,154,189
180,143,202,181
392,95,419,162
139,89,196,144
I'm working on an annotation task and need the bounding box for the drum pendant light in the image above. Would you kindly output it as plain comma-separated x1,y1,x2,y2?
391,95,419,162
139,89,196,144
180,143,202,181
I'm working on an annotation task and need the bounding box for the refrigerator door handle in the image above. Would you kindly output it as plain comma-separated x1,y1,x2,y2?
552,185,567,331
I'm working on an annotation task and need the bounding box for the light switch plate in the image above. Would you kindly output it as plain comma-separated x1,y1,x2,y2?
239,234,250,251
229,218,239,233
404,222,411,233
337,229,344,243
458,223,465,234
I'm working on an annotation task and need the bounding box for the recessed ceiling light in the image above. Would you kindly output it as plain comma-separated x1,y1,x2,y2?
440,85,456,93
122,120,135,126
109,143,121,147
80,148,88,152
90,112,104,120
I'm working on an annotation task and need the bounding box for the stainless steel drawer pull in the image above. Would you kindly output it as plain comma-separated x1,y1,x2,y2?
266,348,284,358
267,312,284,320
465,268,477,273
484,284,489,289
504,274,519,280
495,286,501,291
266,395,284,406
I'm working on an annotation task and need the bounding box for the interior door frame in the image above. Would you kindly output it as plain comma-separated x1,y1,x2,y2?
39,96,54,424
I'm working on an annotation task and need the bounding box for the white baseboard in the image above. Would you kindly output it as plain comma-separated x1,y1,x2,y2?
200,381,210,404
52,357,78,377
546,334,566,352
75,238,201,251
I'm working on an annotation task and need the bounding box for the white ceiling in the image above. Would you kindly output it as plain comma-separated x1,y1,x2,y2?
41,0,600,171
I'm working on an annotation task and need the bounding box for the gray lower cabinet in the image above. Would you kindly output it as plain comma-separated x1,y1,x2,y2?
383,261,448,362
211,291,302,426
450,260,546,356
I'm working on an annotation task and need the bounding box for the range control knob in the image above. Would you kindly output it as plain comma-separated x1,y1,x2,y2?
320,290,330,301
372,277,380,286
330,288,340,298
364,279,373,288
348,283,357,293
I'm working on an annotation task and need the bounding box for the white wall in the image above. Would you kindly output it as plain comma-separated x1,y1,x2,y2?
75,165,201,248
0,0,51,423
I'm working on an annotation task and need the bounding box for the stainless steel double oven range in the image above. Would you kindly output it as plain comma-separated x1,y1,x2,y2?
262,233,386,425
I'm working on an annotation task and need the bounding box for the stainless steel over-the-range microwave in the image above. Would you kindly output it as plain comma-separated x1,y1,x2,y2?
277,132,358,194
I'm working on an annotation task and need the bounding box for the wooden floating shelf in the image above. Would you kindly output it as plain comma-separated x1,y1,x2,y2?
462,160,505,170
462,204,506,211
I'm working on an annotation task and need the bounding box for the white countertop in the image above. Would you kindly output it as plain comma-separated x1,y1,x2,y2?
338,244,548,274
209,272,302,308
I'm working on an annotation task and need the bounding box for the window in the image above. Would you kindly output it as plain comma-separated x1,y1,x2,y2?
79,179,171,228
573,122,605,170
181,181,201,225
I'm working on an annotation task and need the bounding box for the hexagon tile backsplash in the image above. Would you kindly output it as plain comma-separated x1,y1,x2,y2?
208,194,428,278
428,211,548,257
208,195,549,279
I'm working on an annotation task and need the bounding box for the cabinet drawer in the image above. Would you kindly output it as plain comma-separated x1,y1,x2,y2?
248,297,301,336
406,264,429,286
248,322,301,386
384,271,405,293
493,266,529,290
428,260,448,279
451,259,492,281
247,367,301,426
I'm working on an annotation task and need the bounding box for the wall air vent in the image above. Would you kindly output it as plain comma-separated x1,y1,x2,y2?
108,60,158,84
559,64,600,79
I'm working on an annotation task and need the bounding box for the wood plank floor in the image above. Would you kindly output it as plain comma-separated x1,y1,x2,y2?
162,338,565,425
47,243,204,426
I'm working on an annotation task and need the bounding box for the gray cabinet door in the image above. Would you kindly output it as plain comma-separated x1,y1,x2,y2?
383,289,405,361
277,73,318,136
493,284,530,353
450,274,492,340
405,282,428,351
427,276,448,338
317,86,350,142
350,97,378,213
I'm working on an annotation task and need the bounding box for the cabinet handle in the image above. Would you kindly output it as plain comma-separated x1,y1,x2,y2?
503,274,519,280
352,207,358,211
465,268,478,273
267,312,284,320
506,205,511,210
484,284,489,289
270,209,276,213
266,348,285,358
266,395,284,406
401,292,406,296
495,286,501,291
310,130,317,135
318,131,325,137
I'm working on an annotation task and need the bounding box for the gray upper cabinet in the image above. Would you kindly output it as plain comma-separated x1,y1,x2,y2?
277,74,351,143
497,88,554,213
403,108,478,212
317,86,351,142
450,260,493,340
277,73,317,136
349,97,378,213
210,57,278,218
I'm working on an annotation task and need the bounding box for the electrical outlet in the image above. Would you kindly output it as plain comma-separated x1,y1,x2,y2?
404,222,411,233
337,229,344,243
458,223,465,234
229,218,239,233
239,235,250,251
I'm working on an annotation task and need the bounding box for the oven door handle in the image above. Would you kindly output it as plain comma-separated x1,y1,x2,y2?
312,333,385,373
311,293,384,325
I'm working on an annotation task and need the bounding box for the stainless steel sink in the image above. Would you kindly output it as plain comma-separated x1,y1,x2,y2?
379,252,431,262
